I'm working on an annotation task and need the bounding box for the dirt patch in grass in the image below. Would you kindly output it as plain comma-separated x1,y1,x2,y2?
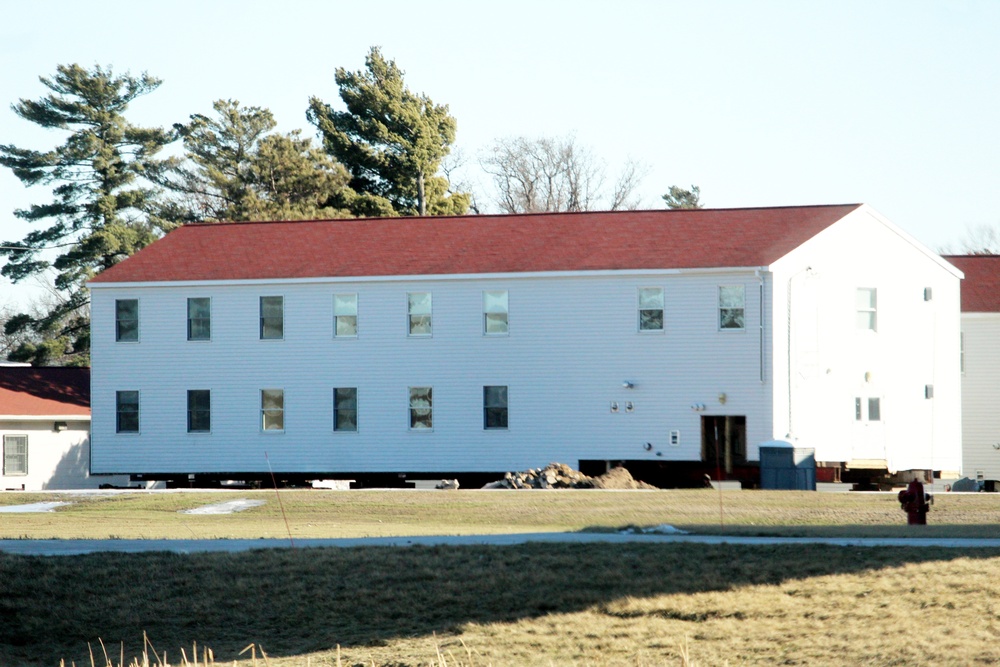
2,543,999,666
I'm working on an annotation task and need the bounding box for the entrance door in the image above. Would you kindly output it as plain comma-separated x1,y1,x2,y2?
701,416,747,474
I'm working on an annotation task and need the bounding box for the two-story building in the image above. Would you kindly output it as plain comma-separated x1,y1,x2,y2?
87,204,962,487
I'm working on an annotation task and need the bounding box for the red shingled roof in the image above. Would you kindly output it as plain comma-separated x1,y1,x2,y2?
942,255,1000,312
89,205,864,284
0,367,90,417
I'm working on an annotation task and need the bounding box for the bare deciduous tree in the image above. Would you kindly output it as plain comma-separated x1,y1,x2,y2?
480,135,647,213
947,224,1000,255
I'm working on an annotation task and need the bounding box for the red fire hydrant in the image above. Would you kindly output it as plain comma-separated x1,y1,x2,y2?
898,479,932,525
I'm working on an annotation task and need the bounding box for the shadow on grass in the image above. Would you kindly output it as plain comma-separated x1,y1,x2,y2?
1,542,998,665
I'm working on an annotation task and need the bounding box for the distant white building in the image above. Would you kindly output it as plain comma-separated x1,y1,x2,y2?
0,366,129,490
944,255,1000,488
87,204,962,487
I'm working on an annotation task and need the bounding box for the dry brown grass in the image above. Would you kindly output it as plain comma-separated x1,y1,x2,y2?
2,489,999,540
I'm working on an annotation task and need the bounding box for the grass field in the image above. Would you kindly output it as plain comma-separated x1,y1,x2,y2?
1,489,1000,666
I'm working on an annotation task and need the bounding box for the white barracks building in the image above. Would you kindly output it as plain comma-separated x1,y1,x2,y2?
88,205,962,487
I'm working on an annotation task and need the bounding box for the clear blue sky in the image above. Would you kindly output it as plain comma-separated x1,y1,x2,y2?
2,0,998,308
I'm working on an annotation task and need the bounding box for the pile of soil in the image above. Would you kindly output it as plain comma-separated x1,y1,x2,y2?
483,463,657,490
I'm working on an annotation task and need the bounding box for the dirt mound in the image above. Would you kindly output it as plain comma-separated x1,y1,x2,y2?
591,466,658,490
483,463,657,490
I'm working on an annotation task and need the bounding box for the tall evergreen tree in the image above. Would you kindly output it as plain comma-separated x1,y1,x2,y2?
157,99,362,223
307,47,470,217
0,64,172,365
662,185,703,210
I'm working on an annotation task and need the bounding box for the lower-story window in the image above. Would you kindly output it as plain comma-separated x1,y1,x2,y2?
261,389,284,431
409,386,433,430
334,387,358,432
187,390,211,433
3,435,27,475
116,391,140,433
484,385,508,429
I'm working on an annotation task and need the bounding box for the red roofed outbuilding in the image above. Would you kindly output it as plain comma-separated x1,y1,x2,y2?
0,365,129,490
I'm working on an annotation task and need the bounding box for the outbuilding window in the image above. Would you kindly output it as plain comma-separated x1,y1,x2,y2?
3,435,27,476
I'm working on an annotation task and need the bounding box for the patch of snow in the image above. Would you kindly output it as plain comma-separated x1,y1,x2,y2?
0,501,72,513
180,499,265,515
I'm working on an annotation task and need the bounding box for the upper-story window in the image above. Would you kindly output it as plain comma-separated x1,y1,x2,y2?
856,288,877,331
116,390,140,433
334,294,358,337
260,296,283,340
187,390,211,433
638,287,664,331
334,387,358,432
116,299,139,342
187,298,211,341
483,290,509,335
261,389,284,431
409,386,433,429
719,286,745,330
408,292,432,336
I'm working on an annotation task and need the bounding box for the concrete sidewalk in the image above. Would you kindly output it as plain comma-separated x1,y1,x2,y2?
4,532,1000,556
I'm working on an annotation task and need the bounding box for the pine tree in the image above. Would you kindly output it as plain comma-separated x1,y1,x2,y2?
0,64,172,365
157,99,362,223
307,47,470,217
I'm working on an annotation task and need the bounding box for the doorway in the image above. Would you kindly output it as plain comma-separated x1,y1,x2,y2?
701,416,747,475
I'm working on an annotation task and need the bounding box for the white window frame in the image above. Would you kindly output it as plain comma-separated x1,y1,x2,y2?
115,298,139,342
638,287,665,332
719,285,746,331
333,293,359,338
407,292,432,337
261,389,285,432
259,296,284,340
3,434,28,476
116,390,140,434
408,386,433,430
187,297,212,342
333,387,358,433
483,290,509,336
856,287,877,331
187,389,211,433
